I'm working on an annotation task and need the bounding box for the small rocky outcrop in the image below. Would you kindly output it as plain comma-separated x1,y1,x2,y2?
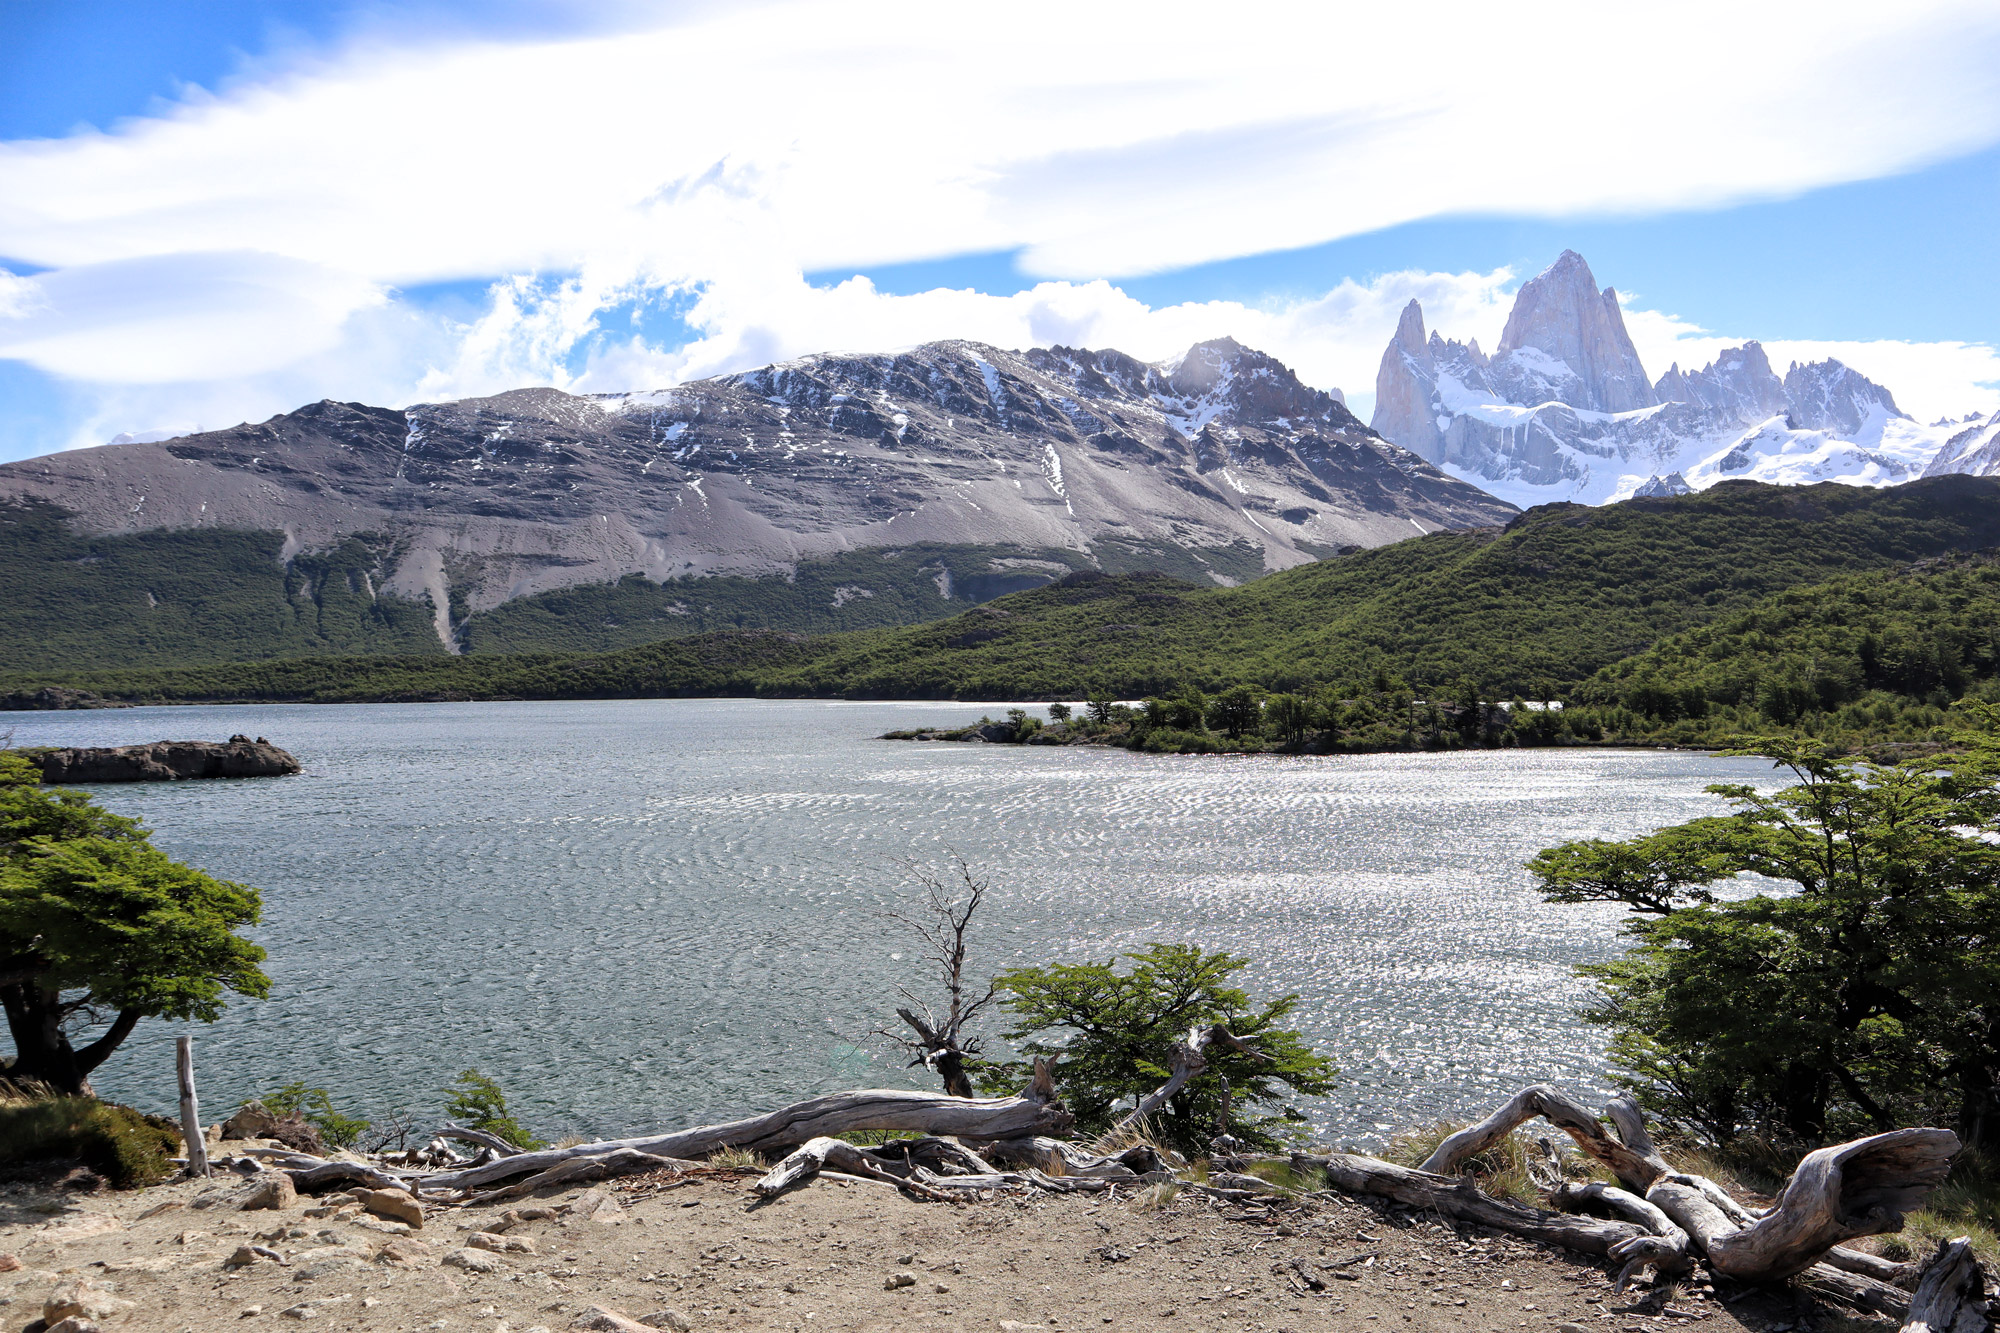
37,736,301,784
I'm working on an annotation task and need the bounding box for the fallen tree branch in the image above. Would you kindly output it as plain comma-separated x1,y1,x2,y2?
284,1160,415,1194
1420,1085,1669,1191
1549,1179,1693,1288
417,1067,1070,1194
754,1137,959,1202
459,1149,689,1206
438,1123,521,1157
1899,1236,1990,1333
1292,1151,1650,1256
1661,1128,1961,1283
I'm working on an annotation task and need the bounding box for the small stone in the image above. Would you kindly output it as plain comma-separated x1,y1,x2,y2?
1558,1325,1590,1333
896,1252,916,1265
444,1247,507,1274
885,1272,917,1290
363,1298,380,1308
933,1283,950,1294
1498,1279,1515,1290
998,1323,1048,1332
467,1232,537,1255
639,1311,691,1332
225,1245,262,1268
236,1174,298,1212
572,1308,653,1332
280,1303,319,1320
39,1213,125,1242
353,1188,423,1229
0,1253,18,1272
44,1278,134,1324
375,1238,433,1265
239,1307,263,1319
45,1318,101,1333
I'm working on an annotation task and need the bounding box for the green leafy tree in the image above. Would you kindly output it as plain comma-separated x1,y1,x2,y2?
1266,692,1310,745
1206,685,1265,739
1086,693,1116,725
1531,731,2000,1151
444,1068,545,1150
1144,687,1207,732
978,943,1336,1155
1046,702,1072,724
0,753,268,1094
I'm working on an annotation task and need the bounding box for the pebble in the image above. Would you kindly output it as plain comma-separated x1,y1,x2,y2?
239,1308,263,1319
884,1272,917,1290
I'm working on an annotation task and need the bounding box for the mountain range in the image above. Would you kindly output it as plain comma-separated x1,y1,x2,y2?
0,338,1510,666
1371,250,2000,507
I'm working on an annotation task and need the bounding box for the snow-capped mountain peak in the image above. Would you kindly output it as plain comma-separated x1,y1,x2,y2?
1369,252,1969,507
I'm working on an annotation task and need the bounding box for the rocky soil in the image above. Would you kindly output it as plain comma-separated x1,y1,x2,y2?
1,1162,1885,1333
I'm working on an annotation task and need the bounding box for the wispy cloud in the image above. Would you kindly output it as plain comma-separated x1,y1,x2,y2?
1,0,1998,450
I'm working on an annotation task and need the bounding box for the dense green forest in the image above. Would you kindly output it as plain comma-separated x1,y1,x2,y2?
0,499,442,670
10,479,2000,755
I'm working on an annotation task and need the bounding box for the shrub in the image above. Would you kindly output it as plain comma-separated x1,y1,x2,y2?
444,1069,544,1150
260,1082,370,1148
0,1095,181,1188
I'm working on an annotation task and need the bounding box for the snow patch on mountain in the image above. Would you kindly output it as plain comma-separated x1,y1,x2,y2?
1371,250,1976,506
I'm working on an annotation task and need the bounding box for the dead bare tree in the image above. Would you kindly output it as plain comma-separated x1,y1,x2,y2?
872,854,1000,1098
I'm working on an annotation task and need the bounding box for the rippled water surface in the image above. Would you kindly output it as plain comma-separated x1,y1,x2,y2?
7,700,1771,1142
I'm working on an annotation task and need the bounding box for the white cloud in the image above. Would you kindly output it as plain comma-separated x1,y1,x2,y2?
1,0,1997,450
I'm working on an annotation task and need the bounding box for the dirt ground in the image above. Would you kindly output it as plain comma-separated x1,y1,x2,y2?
1,1166,1890,1333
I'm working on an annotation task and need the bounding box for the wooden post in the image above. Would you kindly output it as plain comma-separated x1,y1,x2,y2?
176,1036,209,1179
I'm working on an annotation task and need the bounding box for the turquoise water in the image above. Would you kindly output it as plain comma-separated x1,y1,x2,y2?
4,700,1770,1145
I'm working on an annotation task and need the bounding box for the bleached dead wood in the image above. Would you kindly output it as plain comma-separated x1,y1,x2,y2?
1655,1129,1961,1283
417,1065,1070,1194
1794,1263,1922,1319
461,1149,687,1206
983,1136,1166,1180
1099,1024,1257,1148
1291,1151,1651,1257
1419,1084,1669,1190
285,1160,416,1194
1899,1237,1990,1333
1549,1180,1693,1287
175,1037,209,1180
438,1123,520,1157
754,1137,959,1202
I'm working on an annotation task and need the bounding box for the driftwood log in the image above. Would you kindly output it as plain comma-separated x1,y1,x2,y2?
1294,1151,1651,1255
417,1064,1070,1195
1415,1083,1969,1311
1899,1237,1991,1333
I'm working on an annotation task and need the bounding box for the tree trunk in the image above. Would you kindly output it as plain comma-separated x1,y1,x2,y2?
418,1065,1070,1195
1898,1237,1990,1333
2,981,85,1094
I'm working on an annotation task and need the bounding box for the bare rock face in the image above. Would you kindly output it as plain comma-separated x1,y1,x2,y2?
1369,252,1955,505
1923,410,2000,478
0,339,1514,656
1492,250,1658,413
1782,358,1904,435
37,737,301,784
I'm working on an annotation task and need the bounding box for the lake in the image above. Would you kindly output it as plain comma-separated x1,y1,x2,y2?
4,700,1772,1146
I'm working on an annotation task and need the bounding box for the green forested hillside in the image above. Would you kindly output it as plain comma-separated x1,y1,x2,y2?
0,500,442,670
1571,555,2000,747
10,477,2000,713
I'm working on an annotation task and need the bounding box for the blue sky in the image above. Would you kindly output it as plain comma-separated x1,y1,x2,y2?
2,0,1998,461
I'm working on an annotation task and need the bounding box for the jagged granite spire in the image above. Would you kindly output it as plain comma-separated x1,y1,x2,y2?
1494,250,1658,413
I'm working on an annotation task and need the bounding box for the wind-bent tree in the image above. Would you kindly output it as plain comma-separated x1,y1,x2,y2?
981,943,1336,1155
1531,728,2000,1152
0,753,268,1094
875,856,1000,1098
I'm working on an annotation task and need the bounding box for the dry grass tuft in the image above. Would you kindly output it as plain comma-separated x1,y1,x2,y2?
1384,1121,1560,1206
704,1145,766,1172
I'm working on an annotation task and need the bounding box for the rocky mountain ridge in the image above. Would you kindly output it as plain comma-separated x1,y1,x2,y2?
1372,250,1969,506
0,338,1512,655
